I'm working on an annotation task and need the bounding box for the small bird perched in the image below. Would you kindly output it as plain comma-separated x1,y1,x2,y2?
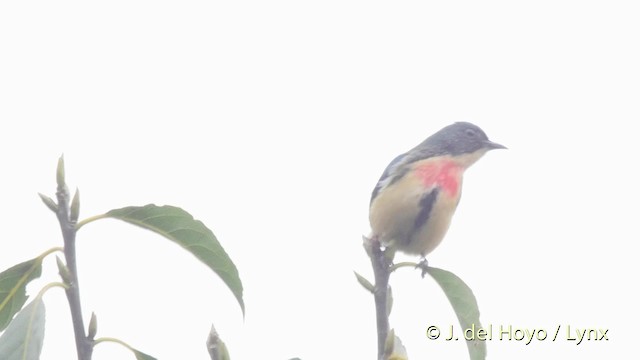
369,122,505,258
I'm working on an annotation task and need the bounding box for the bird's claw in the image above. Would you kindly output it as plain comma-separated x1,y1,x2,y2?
415,258,429,277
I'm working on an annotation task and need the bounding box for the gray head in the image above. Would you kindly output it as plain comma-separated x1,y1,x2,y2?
410,122,506,160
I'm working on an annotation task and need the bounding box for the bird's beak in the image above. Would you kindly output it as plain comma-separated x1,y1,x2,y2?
484,140,507,150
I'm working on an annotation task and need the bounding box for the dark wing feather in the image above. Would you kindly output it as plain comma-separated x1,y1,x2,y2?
370,152,408,205
370,139,443,206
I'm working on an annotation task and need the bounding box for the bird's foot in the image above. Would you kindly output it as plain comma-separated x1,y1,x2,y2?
415,258,429,278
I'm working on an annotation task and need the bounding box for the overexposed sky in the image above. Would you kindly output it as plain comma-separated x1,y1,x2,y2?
1,1,638,359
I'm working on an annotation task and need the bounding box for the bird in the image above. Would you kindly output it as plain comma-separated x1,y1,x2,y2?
369,122,505,259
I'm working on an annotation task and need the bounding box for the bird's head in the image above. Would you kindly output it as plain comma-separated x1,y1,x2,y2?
409,122,506,168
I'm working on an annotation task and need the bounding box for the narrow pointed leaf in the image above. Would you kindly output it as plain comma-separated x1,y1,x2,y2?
94,338,156,360
426,267,486,360
70,188,80,223
37,193,58,213
0,297,46,360
55,256,72,286
383,328,395,359
133,349,157,360
388,336,408,360
56,155,65,187
87,312,98,340
104,205,244,314
0,259,43,332
353,271,374,294
206,324,230,360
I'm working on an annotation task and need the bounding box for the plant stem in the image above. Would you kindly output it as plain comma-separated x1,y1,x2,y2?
389,261,418,273
367,238,391,360
57,183,93,360
93,337,133,351
75,214,108,231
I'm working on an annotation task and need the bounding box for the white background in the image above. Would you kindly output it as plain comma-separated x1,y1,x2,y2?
1,1,638,359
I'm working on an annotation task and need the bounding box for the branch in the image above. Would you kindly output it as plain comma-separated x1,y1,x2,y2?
55,157,93,360
364,236,392,360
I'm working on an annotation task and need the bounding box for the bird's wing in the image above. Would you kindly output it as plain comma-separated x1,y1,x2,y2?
370,152,408,205
370,139,443,206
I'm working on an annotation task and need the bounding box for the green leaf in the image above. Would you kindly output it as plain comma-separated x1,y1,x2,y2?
55,256,72,286
0,297,46,360
132,349,157,360
206,325,230,360
87,312,98,340
426,267,486,360
94,337,157,360
0,259,43,332
70,188,80,223
384,329,408,360
37,193,57,213
353,271,374,294
56,155,65,187
104,205,244,315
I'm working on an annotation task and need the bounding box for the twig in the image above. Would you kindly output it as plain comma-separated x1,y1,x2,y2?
56,159,93,360
364,236,392,360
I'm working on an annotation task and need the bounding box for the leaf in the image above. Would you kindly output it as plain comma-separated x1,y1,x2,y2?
70,188,80,223
385,329,408,360
104,205,244,314
206,324,230,360
87,312,97,340
426,267,486,360
94,338,157,360
56,155,65,187
0,297,46,360
132,349,157,360
0,259,43,332
353,271,374,294
37,193,57,213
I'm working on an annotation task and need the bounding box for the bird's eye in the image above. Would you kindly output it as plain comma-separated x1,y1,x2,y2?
465,128,476,137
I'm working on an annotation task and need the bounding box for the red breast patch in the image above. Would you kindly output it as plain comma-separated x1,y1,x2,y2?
414,159,462,197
